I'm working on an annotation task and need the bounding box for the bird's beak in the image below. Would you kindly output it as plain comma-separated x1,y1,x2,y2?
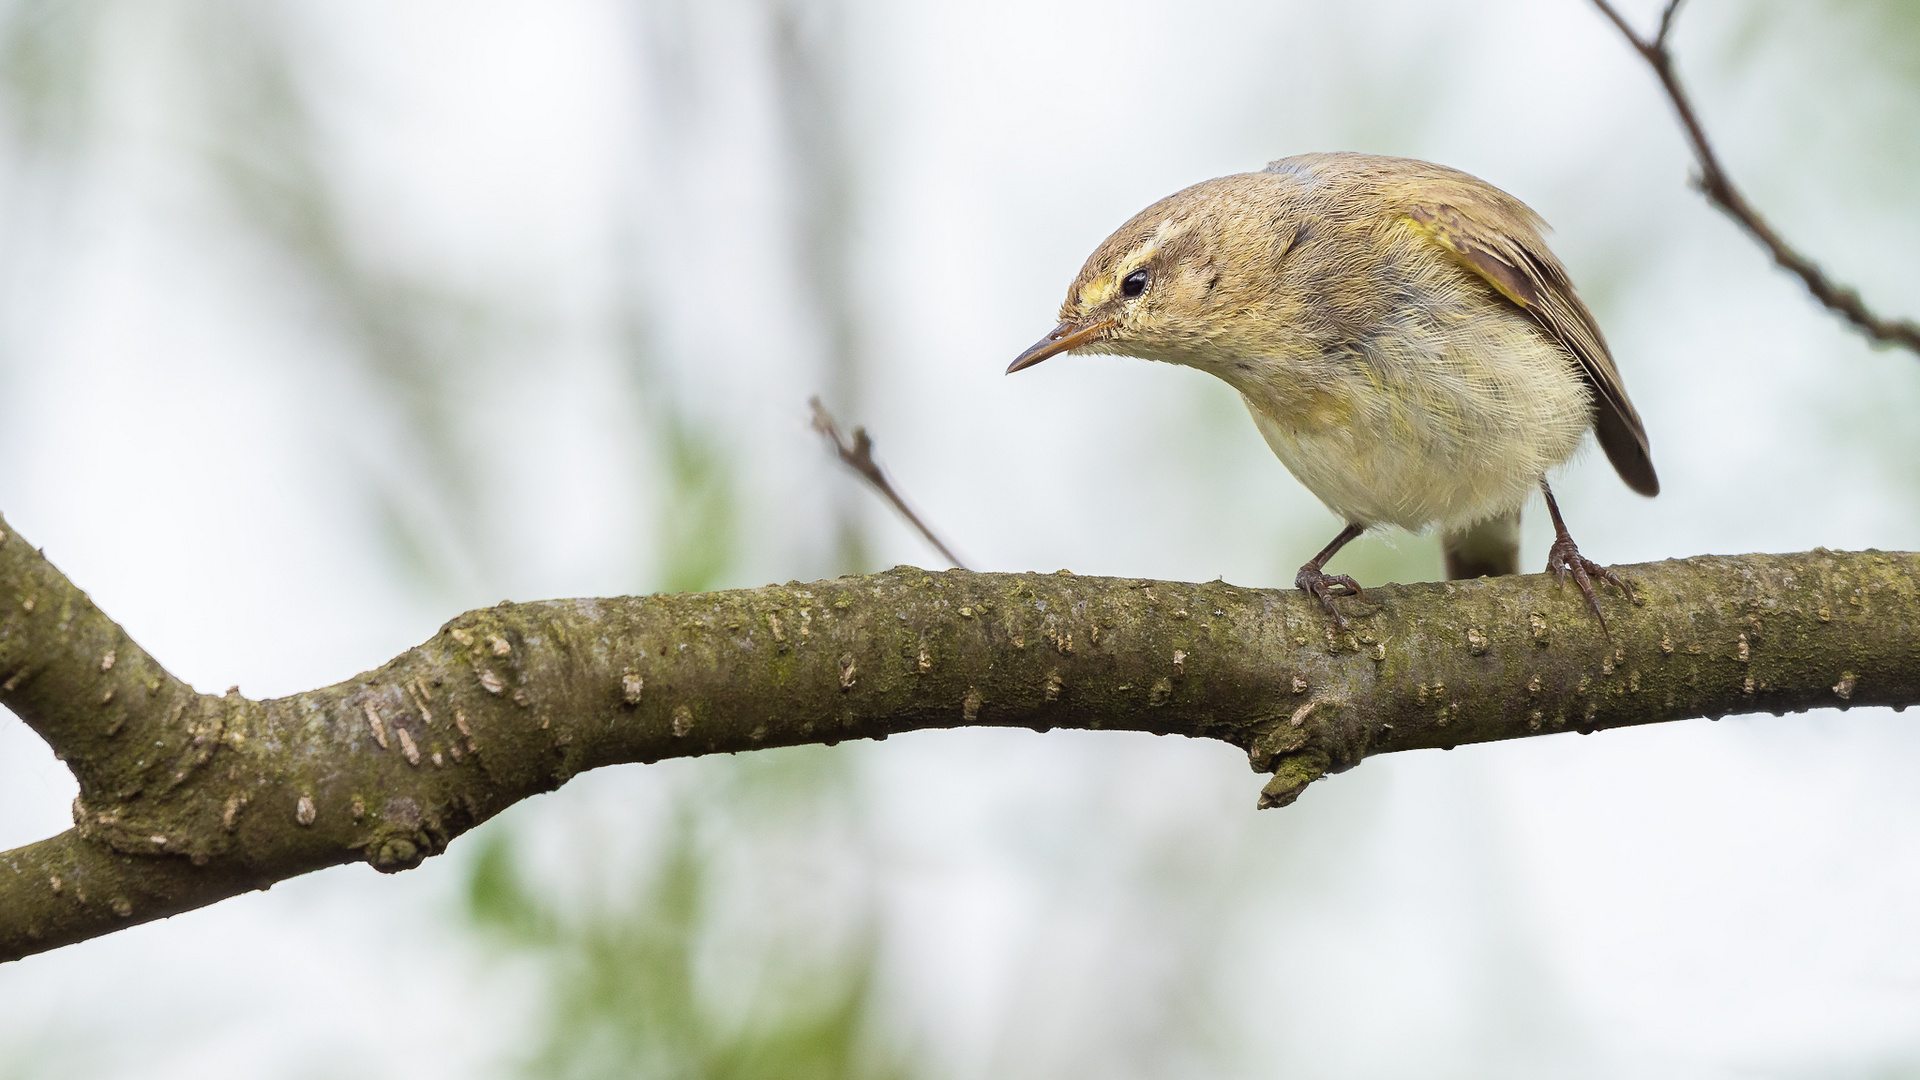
1007,319,1111,374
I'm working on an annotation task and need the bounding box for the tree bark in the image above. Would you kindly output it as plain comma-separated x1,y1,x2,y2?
3,509,1916,962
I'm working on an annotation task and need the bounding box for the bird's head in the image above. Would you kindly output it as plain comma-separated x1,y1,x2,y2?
1008,174,1293,376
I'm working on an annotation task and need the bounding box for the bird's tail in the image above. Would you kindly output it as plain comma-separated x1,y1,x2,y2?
1441,509,1521,579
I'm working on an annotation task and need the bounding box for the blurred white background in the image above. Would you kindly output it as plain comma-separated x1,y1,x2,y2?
2,0,1919,1077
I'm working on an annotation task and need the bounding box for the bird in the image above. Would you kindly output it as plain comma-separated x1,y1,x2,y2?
1007,152,1657,630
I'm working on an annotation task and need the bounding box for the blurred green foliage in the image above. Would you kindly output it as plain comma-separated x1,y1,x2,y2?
1726,0,1920,92
0,0,102,151
616,306,740,597
197,1,506,596
649,406,739,596
466,806,916,1080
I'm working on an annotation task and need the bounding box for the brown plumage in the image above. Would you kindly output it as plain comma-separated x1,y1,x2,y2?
1406,197,1657,497
1009,152,1657,629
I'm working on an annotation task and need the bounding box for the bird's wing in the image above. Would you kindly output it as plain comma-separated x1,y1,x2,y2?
1406,201,1659,497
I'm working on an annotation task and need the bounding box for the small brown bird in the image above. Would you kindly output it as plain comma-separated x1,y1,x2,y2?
1009,152,1656,628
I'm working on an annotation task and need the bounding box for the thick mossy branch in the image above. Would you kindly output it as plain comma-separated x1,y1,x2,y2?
3,508,1917,962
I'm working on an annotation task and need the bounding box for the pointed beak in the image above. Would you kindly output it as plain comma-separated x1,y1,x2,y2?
1007,319,1111,374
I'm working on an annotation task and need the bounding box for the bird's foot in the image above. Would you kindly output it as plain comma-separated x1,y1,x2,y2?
1545,534,1633,634
1296,565,1363,631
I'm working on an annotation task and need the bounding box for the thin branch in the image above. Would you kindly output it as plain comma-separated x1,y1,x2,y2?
809,397,969,570
1654,0,1687,50
1590,0,1920,356
5,508,1917,961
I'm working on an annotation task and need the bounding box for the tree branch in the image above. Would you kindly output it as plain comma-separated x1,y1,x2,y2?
3,507,1917,961
1590,0,1920,356
810,396,969,570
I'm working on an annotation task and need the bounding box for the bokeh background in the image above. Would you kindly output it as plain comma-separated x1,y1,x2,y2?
3,0,1919,1076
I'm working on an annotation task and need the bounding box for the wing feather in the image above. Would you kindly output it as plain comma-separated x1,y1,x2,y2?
1407,201,1659,497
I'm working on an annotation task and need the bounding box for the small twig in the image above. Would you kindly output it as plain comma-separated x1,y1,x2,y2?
809,397,969,570
1590,0,1920,356
1653,0,1686,49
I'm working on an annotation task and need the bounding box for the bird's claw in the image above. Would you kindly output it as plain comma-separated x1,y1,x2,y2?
1296,566,1363,630
1546,535,1632,635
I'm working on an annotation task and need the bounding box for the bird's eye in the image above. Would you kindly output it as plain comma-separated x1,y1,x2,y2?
1121,268,1149,298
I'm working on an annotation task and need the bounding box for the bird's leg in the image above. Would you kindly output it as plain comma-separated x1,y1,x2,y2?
1295,523,1366,630
1540,479,1634,633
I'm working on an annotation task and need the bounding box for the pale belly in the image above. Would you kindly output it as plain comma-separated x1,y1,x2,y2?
1238,329,1593,532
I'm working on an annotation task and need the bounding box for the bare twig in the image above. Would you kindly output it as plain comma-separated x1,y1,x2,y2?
809,397,969,570
1654,0,1687,49
1590,0,1920,356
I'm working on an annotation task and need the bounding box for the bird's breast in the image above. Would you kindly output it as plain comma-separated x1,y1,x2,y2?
1226,316,1593,531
